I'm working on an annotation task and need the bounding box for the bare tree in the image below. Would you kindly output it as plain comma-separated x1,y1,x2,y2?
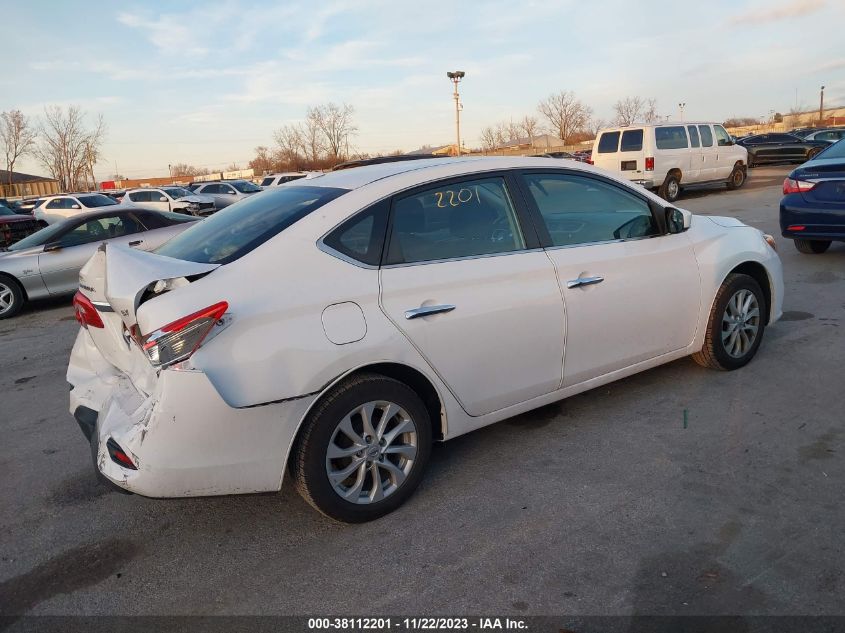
519,115,542,144
537,91,592,143
225,162,240,172
249,146,275,175
273,124,307,169
612,96,659,126
35,105,106,192
302,109,325,163
479,125,497,151
642,98,659,123
312,102,357,160
587,117,608,137
82,114,106,191
170,163,210,178
0,109,38,190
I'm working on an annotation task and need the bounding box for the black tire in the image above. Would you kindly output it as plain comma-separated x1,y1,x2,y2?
36,220,48,229
291,373,432,523
0,274,25,320
726,165,747,190
807,147,822,161
692,273,766,371
794,239,831,254
658,173,681,203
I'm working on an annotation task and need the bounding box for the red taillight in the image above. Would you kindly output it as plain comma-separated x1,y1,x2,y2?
585,159,594,165
72,291,104,329
783,178,816,194
138,301,228,368
645,157,655,171
787,225,806,231
106,438,137,470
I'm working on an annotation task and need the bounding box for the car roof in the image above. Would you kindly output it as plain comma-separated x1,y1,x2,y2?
293,156,606,191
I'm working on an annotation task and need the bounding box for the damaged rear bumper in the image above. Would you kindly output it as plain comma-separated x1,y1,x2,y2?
67,329,317,498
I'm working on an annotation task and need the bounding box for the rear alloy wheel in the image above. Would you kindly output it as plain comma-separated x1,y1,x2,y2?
807,147,822,161
727,165,747,190
794,239,831,254
692,273,766,370
0,275,24,320
658,174,681,203
291,373,432,522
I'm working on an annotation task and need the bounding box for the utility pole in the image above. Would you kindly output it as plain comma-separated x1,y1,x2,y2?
447,71,465,156
819,85,825,125
678,102,686,122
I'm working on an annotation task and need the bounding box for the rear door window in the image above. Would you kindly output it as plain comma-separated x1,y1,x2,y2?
385,177,526,265
597,132,620,153
655,126,689,149
698,125,714,147
261,177,275,187
620,129,643,152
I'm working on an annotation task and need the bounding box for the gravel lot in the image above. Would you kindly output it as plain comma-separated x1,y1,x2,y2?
1,165,843,618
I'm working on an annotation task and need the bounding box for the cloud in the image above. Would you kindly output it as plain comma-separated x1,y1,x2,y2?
727,0,826,26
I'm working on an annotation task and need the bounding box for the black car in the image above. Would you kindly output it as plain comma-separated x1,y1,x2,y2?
737,133,829,167
779,139,845,254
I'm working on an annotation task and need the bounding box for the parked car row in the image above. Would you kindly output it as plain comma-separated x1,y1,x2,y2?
0,208,197,318
735,133,828,167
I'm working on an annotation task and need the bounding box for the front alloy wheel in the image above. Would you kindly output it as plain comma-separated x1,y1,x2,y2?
692,273,766,370
291,373,432,522
0,276,24,319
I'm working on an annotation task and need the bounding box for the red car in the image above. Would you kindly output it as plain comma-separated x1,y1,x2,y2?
0,205,40,248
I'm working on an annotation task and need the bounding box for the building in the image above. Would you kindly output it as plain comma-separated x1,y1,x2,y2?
0,170,60,199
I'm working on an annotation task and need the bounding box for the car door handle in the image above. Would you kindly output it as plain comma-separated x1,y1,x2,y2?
566,275,604,289
404,304,456,320
128,240,143,247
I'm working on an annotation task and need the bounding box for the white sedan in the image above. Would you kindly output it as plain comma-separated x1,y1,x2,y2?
34,193,130,225
67,157,783,522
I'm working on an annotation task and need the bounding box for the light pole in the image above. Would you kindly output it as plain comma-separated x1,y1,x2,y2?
447,71,465,156
678,102,686,122
168,164,172,181
819,85,825,125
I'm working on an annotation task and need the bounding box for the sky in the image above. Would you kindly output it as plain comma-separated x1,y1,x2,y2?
3,0,844,179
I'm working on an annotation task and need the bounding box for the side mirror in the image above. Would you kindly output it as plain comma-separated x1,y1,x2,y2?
71,204,81,210
43,242,62,252
159,196,168,202
666,207,692,234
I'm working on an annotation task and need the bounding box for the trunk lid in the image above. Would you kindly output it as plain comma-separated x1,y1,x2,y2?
77,243,219,393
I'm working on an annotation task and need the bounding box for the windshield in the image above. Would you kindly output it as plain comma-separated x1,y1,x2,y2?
164,187,193,199
78,194,118,207
7,221,66,251
0,206,17,216
813,138,845,160
155,186,347,264
231,180,262,193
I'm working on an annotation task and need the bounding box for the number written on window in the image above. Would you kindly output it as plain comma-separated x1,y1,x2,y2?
433,187,482,208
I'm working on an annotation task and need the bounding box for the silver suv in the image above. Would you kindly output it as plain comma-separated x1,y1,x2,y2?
188,180,262,209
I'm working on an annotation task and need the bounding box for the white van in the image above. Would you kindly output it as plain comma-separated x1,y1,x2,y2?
591,122,748,202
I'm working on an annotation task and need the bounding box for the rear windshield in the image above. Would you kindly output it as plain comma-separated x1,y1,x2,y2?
597,132,620,153
814,138,845,160
78,194,118,207
232,180,262,193
620,129,643,152
655,126,689,149
154,186,348,264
